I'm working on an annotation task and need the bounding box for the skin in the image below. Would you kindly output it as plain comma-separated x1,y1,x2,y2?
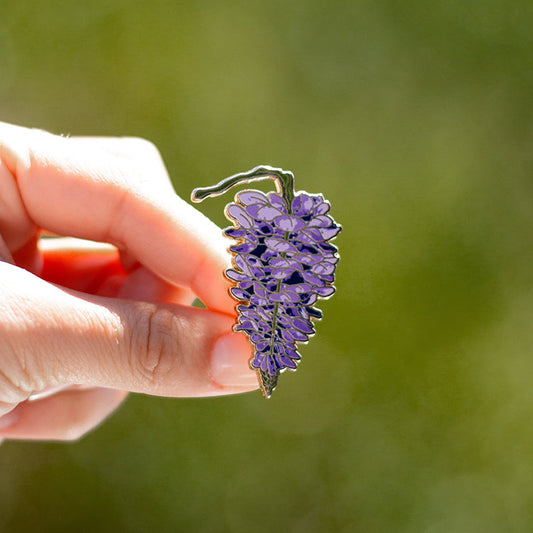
0,121,258,443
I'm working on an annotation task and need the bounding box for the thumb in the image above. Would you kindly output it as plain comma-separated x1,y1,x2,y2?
0,262,257,415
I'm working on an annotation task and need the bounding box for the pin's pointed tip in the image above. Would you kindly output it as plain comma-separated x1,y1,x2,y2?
258,369,279,399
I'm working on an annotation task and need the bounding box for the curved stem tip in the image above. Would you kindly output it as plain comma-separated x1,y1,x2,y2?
191,165,295,213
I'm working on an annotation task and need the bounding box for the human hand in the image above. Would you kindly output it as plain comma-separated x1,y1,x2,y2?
0,121,257,443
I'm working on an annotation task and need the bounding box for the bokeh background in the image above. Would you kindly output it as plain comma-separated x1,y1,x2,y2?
1,1,533,531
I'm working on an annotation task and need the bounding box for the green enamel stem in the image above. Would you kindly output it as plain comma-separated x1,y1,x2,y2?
268,230,289,360
191,165,295,213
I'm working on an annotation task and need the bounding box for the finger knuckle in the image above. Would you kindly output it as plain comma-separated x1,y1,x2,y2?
0,286,39,403
0,353,33,404
131,305,181,387
0,367,32,406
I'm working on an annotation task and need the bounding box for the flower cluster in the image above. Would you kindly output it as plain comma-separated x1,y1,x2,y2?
223,189,340,397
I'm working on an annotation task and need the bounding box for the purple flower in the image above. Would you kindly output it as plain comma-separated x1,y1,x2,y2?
224,189,340,397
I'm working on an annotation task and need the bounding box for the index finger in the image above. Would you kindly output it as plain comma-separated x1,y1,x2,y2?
0,122,235,314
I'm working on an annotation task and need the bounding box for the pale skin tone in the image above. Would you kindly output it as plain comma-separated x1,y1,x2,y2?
0,121,258,443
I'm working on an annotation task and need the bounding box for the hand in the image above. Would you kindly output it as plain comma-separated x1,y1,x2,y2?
0,122,257,443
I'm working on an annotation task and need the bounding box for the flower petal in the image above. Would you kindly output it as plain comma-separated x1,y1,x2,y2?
226,204,254,228
274,215,305,232
237,191,269,205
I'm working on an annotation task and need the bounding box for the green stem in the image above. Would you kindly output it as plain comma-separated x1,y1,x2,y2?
191,165,295,213
268,231,289,358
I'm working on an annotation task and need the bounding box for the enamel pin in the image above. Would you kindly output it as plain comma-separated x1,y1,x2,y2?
192,166,341,398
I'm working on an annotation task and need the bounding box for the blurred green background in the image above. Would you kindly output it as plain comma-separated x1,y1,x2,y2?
1,0,533,531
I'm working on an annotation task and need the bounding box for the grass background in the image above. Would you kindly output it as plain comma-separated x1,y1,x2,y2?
1,1,533,531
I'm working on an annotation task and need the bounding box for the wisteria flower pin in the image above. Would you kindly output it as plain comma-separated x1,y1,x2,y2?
192,166,341,397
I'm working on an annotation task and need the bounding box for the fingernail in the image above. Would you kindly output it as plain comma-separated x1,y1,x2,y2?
0,410,19,430
211,332,258,388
